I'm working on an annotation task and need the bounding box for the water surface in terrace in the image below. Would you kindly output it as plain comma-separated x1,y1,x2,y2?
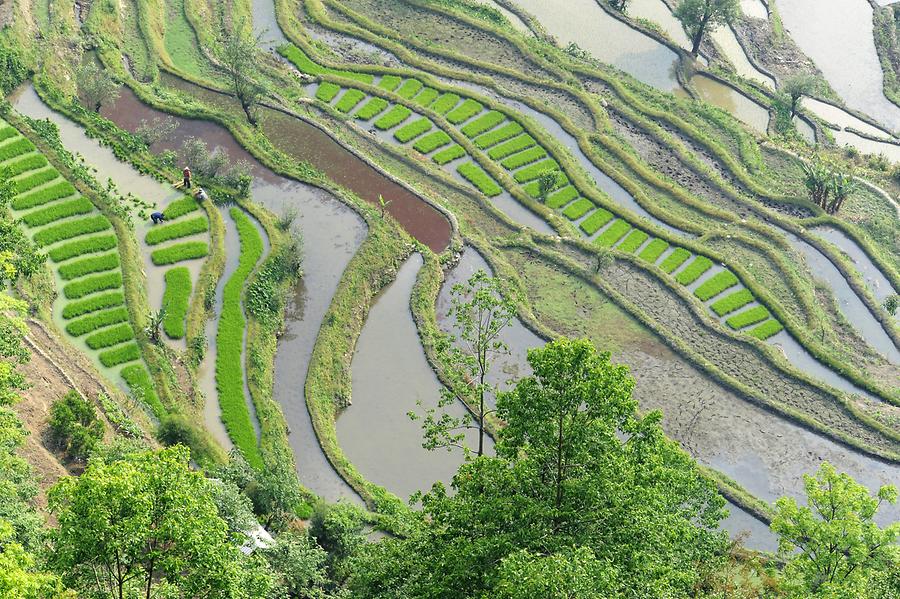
692,75,770,133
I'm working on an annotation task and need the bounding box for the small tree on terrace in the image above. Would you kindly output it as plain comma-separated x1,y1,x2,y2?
536,171,557,202
674,0,740,56
781,74,818,119
217,17,265,125
802,159,857,215
75,62,119,112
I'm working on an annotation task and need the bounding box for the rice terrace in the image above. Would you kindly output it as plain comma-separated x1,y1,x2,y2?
0,0,899,596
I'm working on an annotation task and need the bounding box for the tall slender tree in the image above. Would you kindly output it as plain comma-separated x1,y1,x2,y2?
217,18,265,125
674,0,740,56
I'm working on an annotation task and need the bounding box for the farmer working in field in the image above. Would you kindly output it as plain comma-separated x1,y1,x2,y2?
150,211,165,224
194,187,209,202
182,166,192,188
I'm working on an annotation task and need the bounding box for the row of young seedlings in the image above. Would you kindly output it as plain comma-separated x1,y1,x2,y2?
1,119,164,416
281,45,784,340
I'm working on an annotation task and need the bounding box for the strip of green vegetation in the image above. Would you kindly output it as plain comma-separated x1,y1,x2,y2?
120,364,165,418
474,121,523,149
62,291,125,320
694,271,740,301
48,234,117,263
277,44,374,83
334,89,367,113
145,216,208,246
617,230,649,254
412,87,440,106
85,323,135,350
500,146,547,170
561,198,593,220
4,154,48,178
457,162,502,197
659,248,692,273
162,197,200,220
63,272,122,300
65,307,130,337
432,144,466,165
0,126,16,142
726,305,771,330
513,159,560,183
748,319,784,340
488,133,536,159
431,93,460,114
638,239,669,263
20,196,93,227
460,111,505,137
378,75,402,91
162,267,191,340
216,208,264,469
33,215,111,247
12,180,77,210
374,105,412,130
150,241,209,266
523,172,567,197
355,97,390,120
445,99,483,124
316,82,342,103
0,137,35,162
395,79,424,99
546,186,579,209
13,168,59,194
710,289,754,316
98,342,140,367
675,257,714,285
579,208,614,234
413,130,452,153
594,220,631,248
58,253,120,281
394,118,433,143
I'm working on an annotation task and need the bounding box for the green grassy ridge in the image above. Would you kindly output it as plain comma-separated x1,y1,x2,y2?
456,161,502,197
85,323,135,350
98,342,141,368
19,196,94,227
162,267,192,340
11,180,77,210
58,252,120,281
374,105,413,130
3,154,49,178
62,272,123,300
413,130,452,153
47,234,118,263
0,137,35,162
727,306,771,330
12,167,59,194
162,197,201,220
61,291,125,320
675,257,714,285
460,111,505,138
474,121,523,149
335,89,367,113
65,307,130,338
277,43,374,83
150,241,209,266
579,207,613,234
694,271,740,302
432,144,466,165
120,364,165,418
33,214,112,247
355,97,390,120
394,118,433,143
215,208,265,469
144,215,209,245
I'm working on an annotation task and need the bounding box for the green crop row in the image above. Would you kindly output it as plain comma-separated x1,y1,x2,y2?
98,342,140,368
163,197,201,220
335,89,367,113
638,239,669,263
675,257,714,285
374,105,412,130
488,134,536,160
49,234,118,263
63,272,123,300
694,270,740,301
12,180,77,210
432,144,466,165
13,168,59,194
513,159,559,184
20,196,93,227
277,44,374,83
120,364,164,418
162,267,192,340
595,220,632,248
355,97,389,120
4,154,48,178
523,172,567,197
316,82,342,103
726,306,771,330
546,186,579,209
0,126,16,142
431,93,460,115
659,248,692,273
62,291,125,320
85,323,135,350
474,121,523,149
151,241,208,266
562,198,594,220
394,118,433,143
618,230,649,254
748,319,784,340
145,216,208,246
395,79,423,99
0,138,34,162
457,162,502,197
460,111,505,138
59,252,120,281
413,87,439,106
500,146,547,170
65,306,129,337
34,215,112,247
378,75,402,91
446,99,483,125
710,289,754,317
579,207,614,234
413,130,452,154
216,208,264,468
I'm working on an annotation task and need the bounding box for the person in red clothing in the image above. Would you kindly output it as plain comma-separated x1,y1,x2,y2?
182,166,192,188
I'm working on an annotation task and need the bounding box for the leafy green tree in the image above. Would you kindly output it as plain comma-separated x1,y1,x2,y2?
310,502,366,583
48,391,103,461
75,62,119,112
674,0,740,56
262,530,333,598
771,462,899,597
607,0,629,12
217,18,265,125
492,547,615,598
781,74,818,119
802,159,856,214
884,293,899,316
0,521,71,599
0,172,44,284
536,171,557,202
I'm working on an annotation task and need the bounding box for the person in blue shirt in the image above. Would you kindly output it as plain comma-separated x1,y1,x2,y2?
151,211,165,224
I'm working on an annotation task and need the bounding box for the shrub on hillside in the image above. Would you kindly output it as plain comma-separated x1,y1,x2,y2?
48,390,104,461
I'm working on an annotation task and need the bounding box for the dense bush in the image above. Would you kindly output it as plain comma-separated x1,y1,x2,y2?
63,272,122,300
446,99,483,124
20,196,93,227
488,134,536,160
431,93,461,114
617,229,649,254
413,130,452,153
48,234,117,263
377,75,403,91
523,172,567,197
12,180,77,210
395,79,424,99
694,271,740,301
500,146,548,170
638,238,669,263
748,319,783,340
432,144,466,165
12,168,59,194
98,342,141,367
0,43,29,94
594,219,631,247
513,159,559,183
34,214,111,247
546,186,579,209
3,153,48,178
162,197,201,220
374,105,413,130
120,364,164,417
0,137,34,162
162,267,192,340
393,118,433,143
354,97,389,120
85,323,135,350
48,390,103,461
659,248,692,273
562,198,594,220
62,291,125,320
474,121,523,149
674,257,714,285
457,162,502,197
58,252,120,280
412,87,440,106
726,305,770,330
65,306,130,337
710,289,754,316
334,89,367,113
579,207,613,234
151,241,209,266
145,216,209,246
316,82,342,103
461,111,505,138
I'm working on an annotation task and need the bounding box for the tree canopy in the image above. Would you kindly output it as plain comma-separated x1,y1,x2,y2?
674,0,740,55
